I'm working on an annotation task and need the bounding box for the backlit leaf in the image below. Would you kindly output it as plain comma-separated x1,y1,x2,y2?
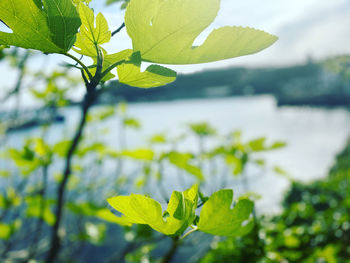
74,3,111,56
0,0,81,53
117,52,176,88
125,0,277,64
107,184,198,236
197,189,254,237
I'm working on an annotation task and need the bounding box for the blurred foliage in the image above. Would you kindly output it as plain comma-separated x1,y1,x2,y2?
323,55,350,79
199,139,350,263
0,83,285,262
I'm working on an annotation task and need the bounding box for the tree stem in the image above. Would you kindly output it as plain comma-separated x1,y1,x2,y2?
45,86,97,263
161,237,180,263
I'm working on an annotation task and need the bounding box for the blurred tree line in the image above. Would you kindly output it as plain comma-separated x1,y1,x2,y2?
102,57,350,108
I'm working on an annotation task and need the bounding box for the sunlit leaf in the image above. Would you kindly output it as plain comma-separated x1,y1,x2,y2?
107,184,198,236
197,189,254,237
117,52,176,88
0,0,81,53
125,0,277,64
74,3,111,56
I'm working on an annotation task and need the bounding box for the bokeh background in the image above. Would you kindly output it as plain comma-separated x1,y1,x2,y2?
0,0,350,262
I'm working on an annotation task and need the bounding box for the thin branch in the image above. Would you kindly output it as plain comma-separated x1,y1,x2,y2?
63,53,93,80
0,50,30,104
111,22,125,36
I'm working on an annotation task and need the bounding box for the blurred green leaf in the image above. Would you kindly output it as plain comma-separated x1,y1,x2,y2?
123,117,141,129
0,220,21,240
25,196,55,226
121,149,154,161
188,122,216,137
167,152,204,180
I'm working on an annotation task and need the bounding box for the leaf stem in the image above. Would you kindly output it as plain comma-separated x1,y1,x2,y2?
180,226,198,240
101,60,126,80
64,53,93,80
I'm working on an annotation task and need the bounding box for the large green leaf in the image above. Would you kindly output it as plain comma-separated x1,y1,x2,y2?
0,0,81,53
107,184,198,236
125,0,278,65
197,189,254,237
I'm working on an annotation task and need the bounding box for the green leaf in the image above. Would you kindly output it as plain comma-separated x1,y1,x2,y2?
0,0,81,53
66,202,133,226
197,189,254,237
96,208,133,226
25,196,55,226
43,0,81,51
8,147,41,176
225,155,243,175
74,3,111,56
73,0,92,4
123,117,141,129
125,0,277,64
107,184,198,236
117,52,176,88
0,220,21,240
100,49,133,81
72,4,132,81
53,140,71,157
0,223,11,240
167,152,204,180
188,122,216,137
247,137,286,152
121,148,154,161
